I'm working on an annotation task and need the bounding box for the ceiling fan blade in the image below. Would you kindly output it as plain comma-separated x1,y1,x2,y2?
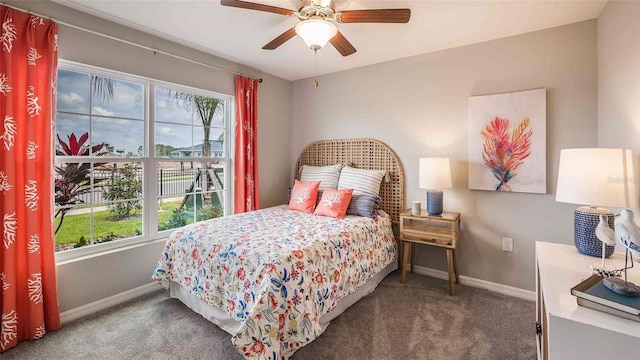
329,31,356,56
220,0,295,16
262,27,297,50
336,9,411,23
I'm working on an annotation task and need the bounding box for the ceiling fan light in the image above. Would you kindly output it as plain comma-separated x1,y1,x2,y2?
295,19,337,50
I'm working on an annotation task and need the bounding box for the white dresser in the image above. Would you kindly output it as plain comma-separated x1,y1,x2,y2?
536,242,640,360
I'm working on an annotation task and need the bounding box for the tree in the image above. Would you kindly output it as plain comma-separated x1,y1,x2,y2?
172,92,224,210
171,92,223,158
91,75,114,102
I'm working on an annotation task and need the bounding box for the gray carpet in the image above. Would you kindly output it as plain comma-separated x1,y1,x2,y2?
2,271,536,360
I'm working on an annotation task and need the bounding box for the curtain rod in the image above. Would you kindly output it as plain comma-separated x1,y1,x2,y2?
0,2,263,83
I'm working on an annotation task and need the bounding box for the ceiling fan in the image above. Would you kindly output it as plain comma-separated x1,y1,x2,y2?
220,0,411,56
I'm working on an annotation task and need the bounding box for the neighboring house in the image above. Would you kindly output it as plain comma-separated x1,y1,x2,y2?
170,140,224,158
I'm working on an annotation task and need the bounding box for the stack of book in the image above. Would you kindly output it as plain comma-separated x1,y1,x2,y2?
571,275,640,322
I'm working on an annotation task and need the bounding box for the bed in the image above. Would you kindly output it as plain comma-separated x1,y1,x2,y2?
152,138,405,359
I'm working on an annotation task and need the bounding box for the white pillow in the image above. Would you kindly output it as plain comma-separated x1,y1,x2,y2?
337,166,386,196
300,164,343,190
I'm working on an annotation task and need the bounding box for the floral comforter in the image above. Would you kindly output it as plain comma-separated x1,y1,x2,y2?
152,205,396,359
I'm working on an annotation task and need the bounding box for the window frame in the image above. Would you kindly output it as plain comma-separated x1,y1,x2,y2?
55,60,234,263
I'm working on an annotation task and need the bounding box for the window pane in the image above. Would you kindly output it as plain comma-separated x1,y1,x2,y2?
54,205,92,252
57,69,90,114
54,161,144,252
155,87,193,125
93,118,144,156
96,163,143,212
155,123,193,157
55,161,95,208
157,161,225,232
55,114,90,156
193,127,225,158
91,77,144,120
196,191,225,221
93,211,142,243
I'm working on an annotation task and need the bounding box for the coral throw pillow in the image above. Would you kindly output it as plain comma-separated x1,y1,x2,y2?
288,180,321,213
314,188,354,219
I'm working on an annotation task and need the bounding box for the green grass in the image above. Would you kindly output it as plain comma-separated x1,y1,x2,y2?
55,201,181,246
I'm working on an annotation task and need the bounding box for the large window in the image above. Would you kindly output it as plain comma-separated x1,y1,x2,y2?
54,62,233,258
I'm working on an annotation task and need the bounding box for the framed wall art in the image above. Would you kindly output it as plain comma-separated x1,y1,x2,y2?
468,88,546,194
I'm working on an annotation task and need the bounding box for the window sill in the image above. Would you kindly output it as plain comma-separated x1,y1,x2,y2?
55,236,169,265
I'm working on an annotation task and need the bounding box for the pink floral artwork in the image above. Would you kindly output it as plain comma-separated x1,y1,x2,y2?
468,89,546,194
481,117,533,191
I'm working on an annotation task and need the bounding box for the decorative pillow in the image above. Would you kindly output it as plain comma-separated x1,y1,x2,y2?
314,188,354,219
346,195,382,219
300,164,343,190
288,180,321,213
337,166,386,196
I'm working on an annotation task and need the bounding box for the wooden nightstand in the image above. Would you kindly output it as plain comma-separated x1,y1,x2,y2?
399,210,461,295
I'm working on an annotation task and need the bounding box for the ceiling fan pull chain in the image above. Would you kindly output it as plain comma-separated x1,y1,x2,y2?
314,48,319,87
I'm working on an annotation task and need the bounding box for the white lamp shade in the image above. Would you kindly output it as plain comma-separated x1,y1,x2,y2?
556,148,637,208
419,157,452,190
295,19,337,50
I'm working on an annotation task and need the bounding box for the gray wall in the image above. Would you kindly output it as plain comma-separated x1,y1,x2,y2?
291,20,598,291
598,0,640,203
4,0,291,312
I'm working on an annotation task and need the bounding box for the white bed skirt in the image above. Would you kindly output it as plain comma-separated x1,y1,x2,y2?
165,260,398,336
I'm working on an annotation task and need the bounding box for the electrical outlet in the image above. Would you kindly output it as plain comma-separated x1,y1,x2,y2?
502,237,514,252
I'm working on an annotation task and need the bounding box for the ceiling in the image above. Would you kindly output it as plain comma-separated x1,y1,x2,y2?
53,0,607,81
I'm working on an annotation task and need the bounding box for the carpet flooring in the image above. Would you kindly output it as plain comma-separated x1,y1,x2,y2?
2,271,536,360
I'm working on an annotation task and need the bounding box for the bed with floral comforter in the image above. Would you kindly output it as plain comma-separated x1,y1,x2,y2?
152,205,396,359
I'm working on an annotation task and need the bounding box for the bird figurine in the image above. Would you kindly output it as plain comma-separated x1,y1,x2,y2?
604,209,640,297
591,214,617,276
614,209,640,260
596,214,617,247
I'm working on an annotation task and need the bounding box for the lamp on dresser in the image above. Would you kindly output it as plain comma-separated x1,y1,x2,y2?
419,157,452,216
555,148,637,263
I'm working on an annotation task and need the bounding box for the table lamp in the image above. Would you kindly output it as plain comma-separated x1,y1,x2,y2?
419,157,452,216
555,148,637,262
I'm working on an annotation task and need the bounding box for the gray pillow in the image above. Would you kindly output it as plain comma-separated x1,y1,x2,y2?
346,195,381,219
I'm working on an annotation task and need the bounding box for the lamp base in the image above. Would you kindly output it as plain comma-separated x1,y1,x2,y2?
603,277,640,297
426,190,443,216
574,206,615,258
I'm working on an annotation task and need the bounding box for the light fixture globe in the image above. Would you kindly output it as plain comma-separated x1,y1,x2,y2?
295,19,337,50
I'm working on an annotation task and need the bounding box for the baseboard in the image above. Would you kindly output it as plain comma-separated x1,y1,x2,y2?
408,264,536,301
60,282,162,324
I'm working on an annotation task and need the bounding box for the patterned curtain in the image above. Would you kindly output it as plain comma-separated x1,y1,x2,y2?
0,6,60,352
234,76,259,213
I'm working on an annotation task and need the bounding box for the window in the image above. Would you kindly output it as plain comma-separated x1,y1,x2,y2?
54,61,233,258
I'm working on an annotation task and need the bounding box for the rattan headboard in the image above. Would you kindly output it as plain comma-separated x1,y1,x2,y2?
295,138,405,224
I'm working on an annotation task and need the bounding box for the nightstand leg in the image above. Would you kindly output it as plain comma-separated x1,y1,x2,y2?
401,241,410,284
410,243,415,274
446,249,455,296
453,249,459,284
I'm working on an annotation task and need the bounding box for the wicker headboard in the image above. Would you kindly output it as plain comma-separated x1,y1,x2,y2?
295,138,405,224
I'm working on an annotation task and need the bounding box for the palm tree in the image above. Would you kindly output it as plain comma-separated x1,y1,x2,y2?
172,92,223,158
91,76,114,102
172,92,224,209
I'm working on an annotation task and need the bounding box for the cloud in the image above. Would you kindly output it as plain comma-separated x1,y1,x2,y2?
157,126,174,135
92,106,114,116
58,92,85,108
156,100,166,108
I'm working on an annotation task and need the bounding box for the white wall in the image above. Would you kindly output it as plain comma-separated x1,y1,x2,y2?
292,20,598,291
598,0,640,204
4,0,291,312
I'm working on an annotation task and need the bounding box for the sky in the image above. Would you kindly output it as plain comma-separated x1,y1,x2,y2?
56,69,226,156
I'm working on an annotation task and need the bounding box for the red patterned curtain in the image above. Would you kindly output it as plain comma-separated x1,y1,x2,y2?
234,76,259,213
0,6,60,352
